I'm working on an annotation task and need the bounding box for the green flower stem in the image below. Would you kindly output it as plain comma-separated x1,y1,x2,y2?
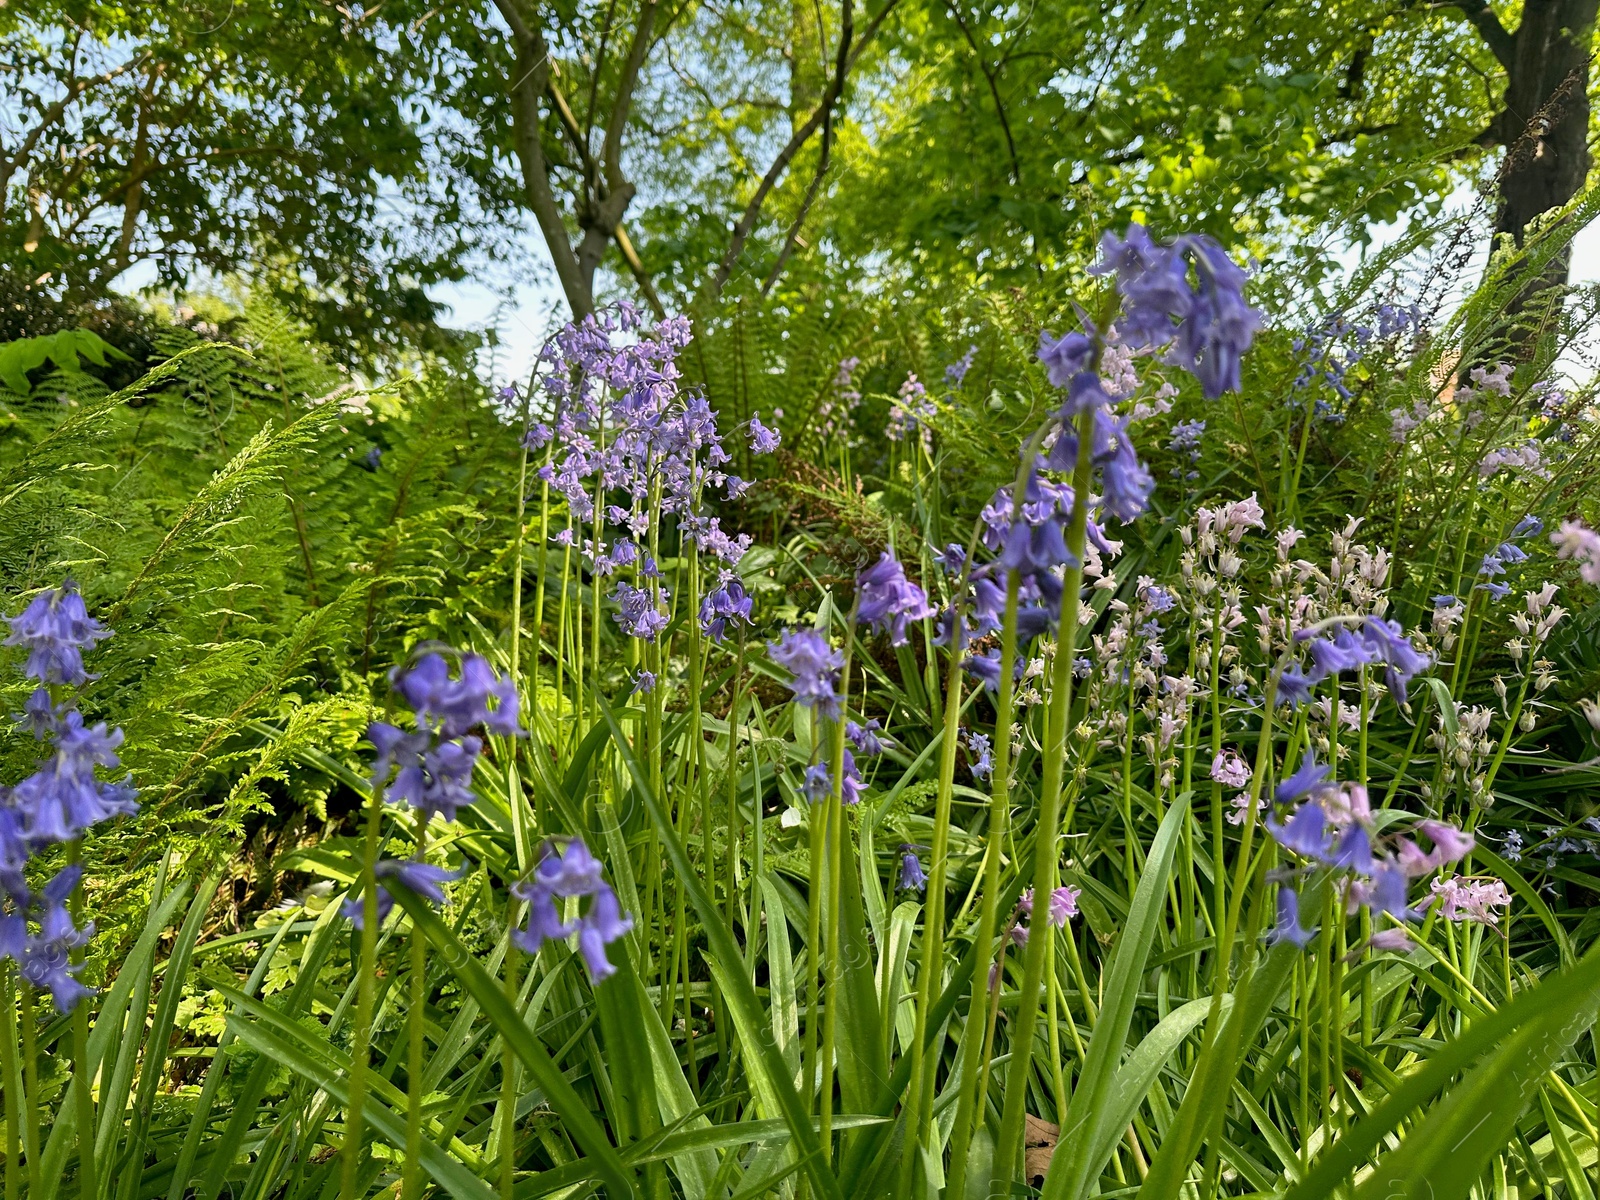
820,621,856,1156
69,841,95,1200
994,403,1096,1188
18,986,38,1199
895,577,973,1196
2,967,17,1200
340,780,385,1200
403,819,429,1200
944,566,1020,1200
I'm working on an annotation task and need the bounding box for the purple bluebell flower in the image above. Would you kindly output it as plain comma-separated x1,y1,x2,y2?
1365,863,1427,922
700,576,754,643
1276,750,1332,804
4,583,112,685
1511,515,1543,538
1037,331,1095,388
612,582,670,642
343,860,467,930
15,689,63,739
575,887,633,981
768,630,844,719
802,763,832,804
523,422,553,451
1479,551,1506,578
1269,886,1318,948
847,719,888,755
1100,427,1156,522
1275,665,1314,707
1358,617,1431,706
962,649,1022,693
966,730,994,781
898,847,928,891
1476,581,1511,600
1432,594,1459,607
1329,825,1374,874
630,670,656,695
946,344,979,387
748,414,781,454
856,552,934,646
1268,803,1332,860
1091,224,1260,399
386,735,483,823
512,839,631,982
392,653,522,738
936,543,966,575
1021,885,1081,927
841,749,865,806
12,712,138,846
1303,627,1372,681
1419,820,1475,863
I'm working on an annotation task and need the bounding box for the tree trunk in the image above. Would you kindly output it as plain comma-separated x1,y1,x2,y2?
1492,0,1599,328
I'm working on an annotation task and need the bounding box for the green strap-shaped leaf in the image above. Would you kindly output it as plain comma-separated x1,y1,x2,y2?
1350,956,1600,1200
1043,792,1191,1200
385,884,638,1198
1281,939,1600,1200
598,693,844,1200
224,1017,495,1200
1081,994,1229,1191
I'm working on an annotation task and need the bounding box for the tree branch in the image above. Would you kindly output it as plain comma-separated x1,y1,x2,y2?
1433,0,1516,70
711,0,901,297
491,0,592,314
947,1,1023,187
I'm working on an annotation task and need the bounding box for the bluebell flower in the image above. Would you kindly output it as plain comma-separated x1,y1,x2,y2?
1479,551,1506,578
1098,416,1155,522
898,847,928,891
946,344,978,387
768,630,845,719
1432,594,1459,607
802,763,832,804
12,712,138,846
1267,803,1331,860
511,839,631,982
611,581,670,642
4,582,112,685
962,649,1022,693
1269,886,1318,948
747,413,781,454
391,653,522,738
1304,627,1372,681
510,886,576,954
856,552,934,646
1495,541,1528,564
841,749,865,806
1276,665,1314,707
630,670,656,695
1476,581,1511,600
1091,224,1260,399
847,719,888,755
966,730,994,781
575,887,633,981
936,543,966,575
1329,824,1374,874
15,688,63,739
1364,864,1427,922
343,860,467,930
1037,331,1094,387
1511,515,1543,538
1276,750,1332,804
700,576,754,643
1358,617,1431,706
